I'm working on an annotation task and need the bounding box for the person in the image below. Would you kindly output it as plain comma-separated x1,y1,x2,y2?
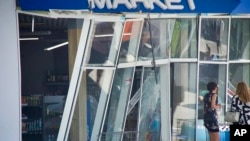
231,81,250,125
203,82,222,141
138,21,160,58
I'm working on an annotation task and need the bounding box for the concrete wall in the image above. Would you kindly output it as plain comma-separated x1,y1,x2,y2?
0,1,21,141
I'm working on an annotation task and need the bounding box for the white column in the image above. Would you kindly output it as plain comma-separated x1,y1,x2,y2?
0,1,21,141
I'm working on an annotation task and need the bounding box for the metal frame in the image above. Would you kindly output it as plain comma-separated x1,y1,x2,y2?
99,18,145,141
57,18,92,141
17,10,250,141
60,13,241,141
195,14,202,140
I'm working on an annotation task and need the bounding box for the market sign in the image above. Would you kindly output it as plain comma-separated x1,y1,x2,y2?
18,0,247,14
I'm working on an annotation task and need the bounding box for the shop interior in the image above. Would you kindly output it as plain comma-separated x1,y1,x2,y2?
19,13,145,141
18,11,250,141
19,13,70,141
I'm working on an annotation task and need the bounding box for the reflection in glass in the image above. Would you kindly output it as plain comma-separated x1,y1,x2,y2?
86,69,114,140
228,63,250,110
87,22,123,66
170,63,197,141
200,18,229,61
102,67,134,141
138,19,171,61
138,67,161,141
230,18,250,60
198,64,226,123
44,96,65,141
119,21,143,63
170,18,197,58
124,67,142,132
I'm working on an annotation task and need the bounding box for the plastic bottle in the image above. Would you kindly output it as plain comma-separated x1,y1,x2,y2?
51,134,55,141
48,134,51,141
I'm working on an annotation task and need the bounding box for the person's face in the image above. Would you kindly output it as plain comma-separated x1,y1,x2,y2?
213,85,219,94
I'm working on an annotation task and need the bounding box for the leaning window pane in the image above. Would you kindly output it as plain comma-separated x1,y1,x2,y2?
138,19,170,61
230,18,250,60
101,67,134,141
138,67,161,141
86,69,114,139
119,21,143,63
86,22,123,66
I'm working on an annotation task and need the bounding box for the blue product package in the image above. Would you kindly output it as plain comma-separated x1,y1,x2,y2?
220,125,230,141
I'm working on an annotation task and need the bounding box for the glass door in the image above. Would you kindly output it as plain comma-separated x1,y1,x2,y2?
57,15,127,141
58,15,172,141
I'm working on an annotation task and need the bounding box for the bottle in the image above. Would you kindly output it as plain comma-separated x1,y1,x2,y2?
48,134,51,141
39,118,42,131
47,70,51,82
51,134,55,141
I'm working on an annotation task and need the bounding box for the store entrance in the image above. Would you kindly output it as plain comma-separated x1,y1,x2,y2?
19,13,70,141
78,18,170,141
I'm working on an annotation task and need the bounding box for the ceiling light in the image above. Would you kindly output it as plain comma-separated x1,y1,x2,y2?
32,16,35,32
19,38,39,41
44,42,69,51
20,31,51,36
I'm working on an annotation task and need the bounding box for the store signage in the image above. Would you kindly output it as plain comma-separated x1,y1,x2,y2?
90,0,195,11
18,0,245,14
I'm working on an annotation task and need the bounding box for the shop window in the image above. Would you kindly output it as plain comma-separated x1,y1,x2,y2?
230,18,250,60
86,21,123,66
119,20,143,63
86,69,115,140
198,64,226,122
19,13,69,141
138,19,169,61
101,67,135,141
228,63,250,109
200,18,229,61
170,18,197,58
138,67,162,141
170,63,197,141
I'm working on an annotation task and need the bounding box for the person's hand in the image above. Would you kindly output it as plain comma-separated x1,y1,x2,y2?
216,104,222,115
217,104,222,109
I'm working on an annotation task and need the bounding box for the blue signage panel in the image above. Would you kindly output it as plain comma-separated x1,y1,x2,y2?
18,0,249,14
18,0,88,10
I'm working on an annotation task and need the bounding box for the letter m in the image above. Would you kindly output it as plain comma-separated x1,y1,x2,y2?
89,0,112,9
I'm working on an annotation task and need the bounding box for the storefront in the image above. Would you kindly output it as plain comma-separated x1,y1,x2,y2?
0,1,20,141
1,0,250,141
